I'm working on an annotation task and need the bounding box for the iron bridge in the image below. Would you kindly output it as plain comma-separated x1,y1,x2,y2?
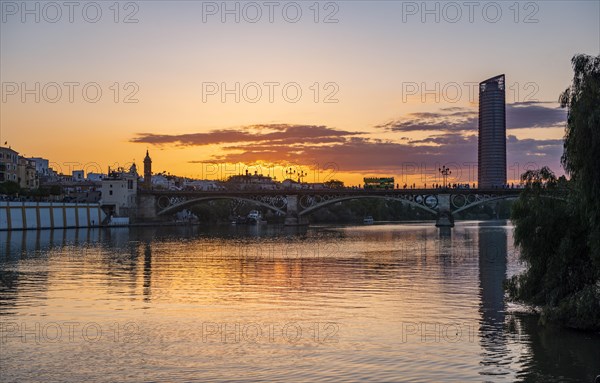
138,189,523,225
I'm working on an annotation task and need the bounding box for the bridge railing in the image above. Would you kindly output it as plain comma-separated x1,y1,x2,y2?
139,188,524,197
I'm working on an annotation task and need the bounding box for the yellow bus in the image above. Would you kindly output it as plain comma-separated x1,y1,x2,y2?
363,177,394,190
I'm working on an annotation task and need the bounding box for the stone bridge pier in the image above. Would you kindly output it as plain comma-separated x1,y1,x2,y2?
136,193,158,222
435,194,454,228
284,195,309,226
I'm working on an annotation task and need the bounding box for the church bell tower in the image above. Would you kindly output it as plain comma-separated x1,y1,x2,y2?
143,150,152,188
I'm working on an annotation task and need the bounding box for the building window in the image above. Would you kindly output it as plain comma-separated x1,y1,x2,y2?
109,190,113,195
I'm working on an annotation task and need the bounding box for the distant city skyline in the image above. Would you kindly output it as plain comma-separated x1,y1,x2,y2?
1,1,599,185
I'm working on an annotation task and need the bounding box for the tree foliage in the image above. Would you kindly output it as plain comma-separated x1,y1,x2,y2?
0,181,20,195
507,54,600,331
559,54,600,265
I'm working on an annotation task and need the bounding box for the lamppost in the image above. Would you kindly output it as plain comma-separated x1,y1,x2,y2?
285,167,296,180
286,167,307,183
297,170,307,183
439,166,451,188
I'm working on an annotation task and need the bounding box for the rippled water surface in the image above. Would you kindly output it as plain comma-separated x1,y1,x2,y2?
1,221,598,382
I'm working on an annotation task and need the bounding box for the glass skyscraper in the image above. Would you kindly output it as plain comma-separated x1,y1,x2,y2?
478,74,507,188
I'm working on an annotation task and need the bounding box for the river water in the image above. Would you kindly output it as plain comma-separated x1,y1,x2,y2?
1,221,598,382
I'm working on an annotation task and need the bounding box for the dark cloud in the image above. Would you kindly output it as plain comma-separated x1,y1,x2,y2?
507,135,563,157
440,107,466,112
210,133,562,177
131,106,565,178
377,102,566,133
506,102,567,129
376,107,477,133
131,124,363,146
131,129,253,146
409,133,477,145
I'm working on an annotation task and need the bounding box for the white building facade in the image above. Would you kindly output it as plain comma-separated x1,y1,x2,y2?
101,167,138,216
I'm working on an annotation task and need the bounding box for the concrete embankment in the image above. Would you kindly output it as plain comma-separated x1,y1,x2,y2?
0,201,106,230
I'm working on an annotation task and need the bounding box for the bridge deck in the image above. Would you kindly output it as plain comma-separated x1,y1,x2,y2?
140,188,522,197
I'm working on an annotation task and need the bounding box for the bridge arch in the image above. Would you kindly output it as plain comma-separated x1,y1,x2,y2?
157,196,287,216
450,193,566,216
451,195,518,216
298,195,438,217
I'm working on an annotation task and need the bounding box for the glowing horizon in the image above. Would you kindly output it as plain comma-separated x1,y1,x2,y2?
1,1,599,186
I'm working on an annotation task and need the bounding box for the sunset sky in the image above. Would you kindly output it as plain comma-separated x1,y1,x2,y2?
1,1,599,185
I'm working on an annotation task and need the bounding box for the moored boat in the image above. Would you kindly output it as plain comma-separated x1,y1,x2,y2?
246,210,267,225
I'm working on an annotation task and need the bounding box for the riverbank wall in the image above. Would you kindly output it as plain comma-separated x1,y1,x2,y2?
0,201,106,230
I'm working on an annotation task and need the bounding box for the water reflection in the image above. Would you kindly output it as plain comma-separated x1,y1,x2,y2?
0,223,598,382
143,242,152,302
511,314,600,382
477,222,509,379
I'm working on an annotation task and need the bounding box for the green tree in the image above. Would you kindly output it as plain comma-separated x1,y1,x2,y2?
559,54,600,266
49,185,63,196
0,181,20,195
507,54,600,331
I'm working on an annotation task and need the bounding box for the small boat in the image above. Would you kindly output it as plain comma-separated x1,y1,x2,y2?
246,210,266,225
363,215,374,224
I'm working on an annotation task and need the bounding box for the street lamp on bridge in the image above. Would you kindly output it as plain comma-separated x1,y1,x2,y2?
285,167,296,180
286,167,307,183
439,166,452,188
297,170,307,183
